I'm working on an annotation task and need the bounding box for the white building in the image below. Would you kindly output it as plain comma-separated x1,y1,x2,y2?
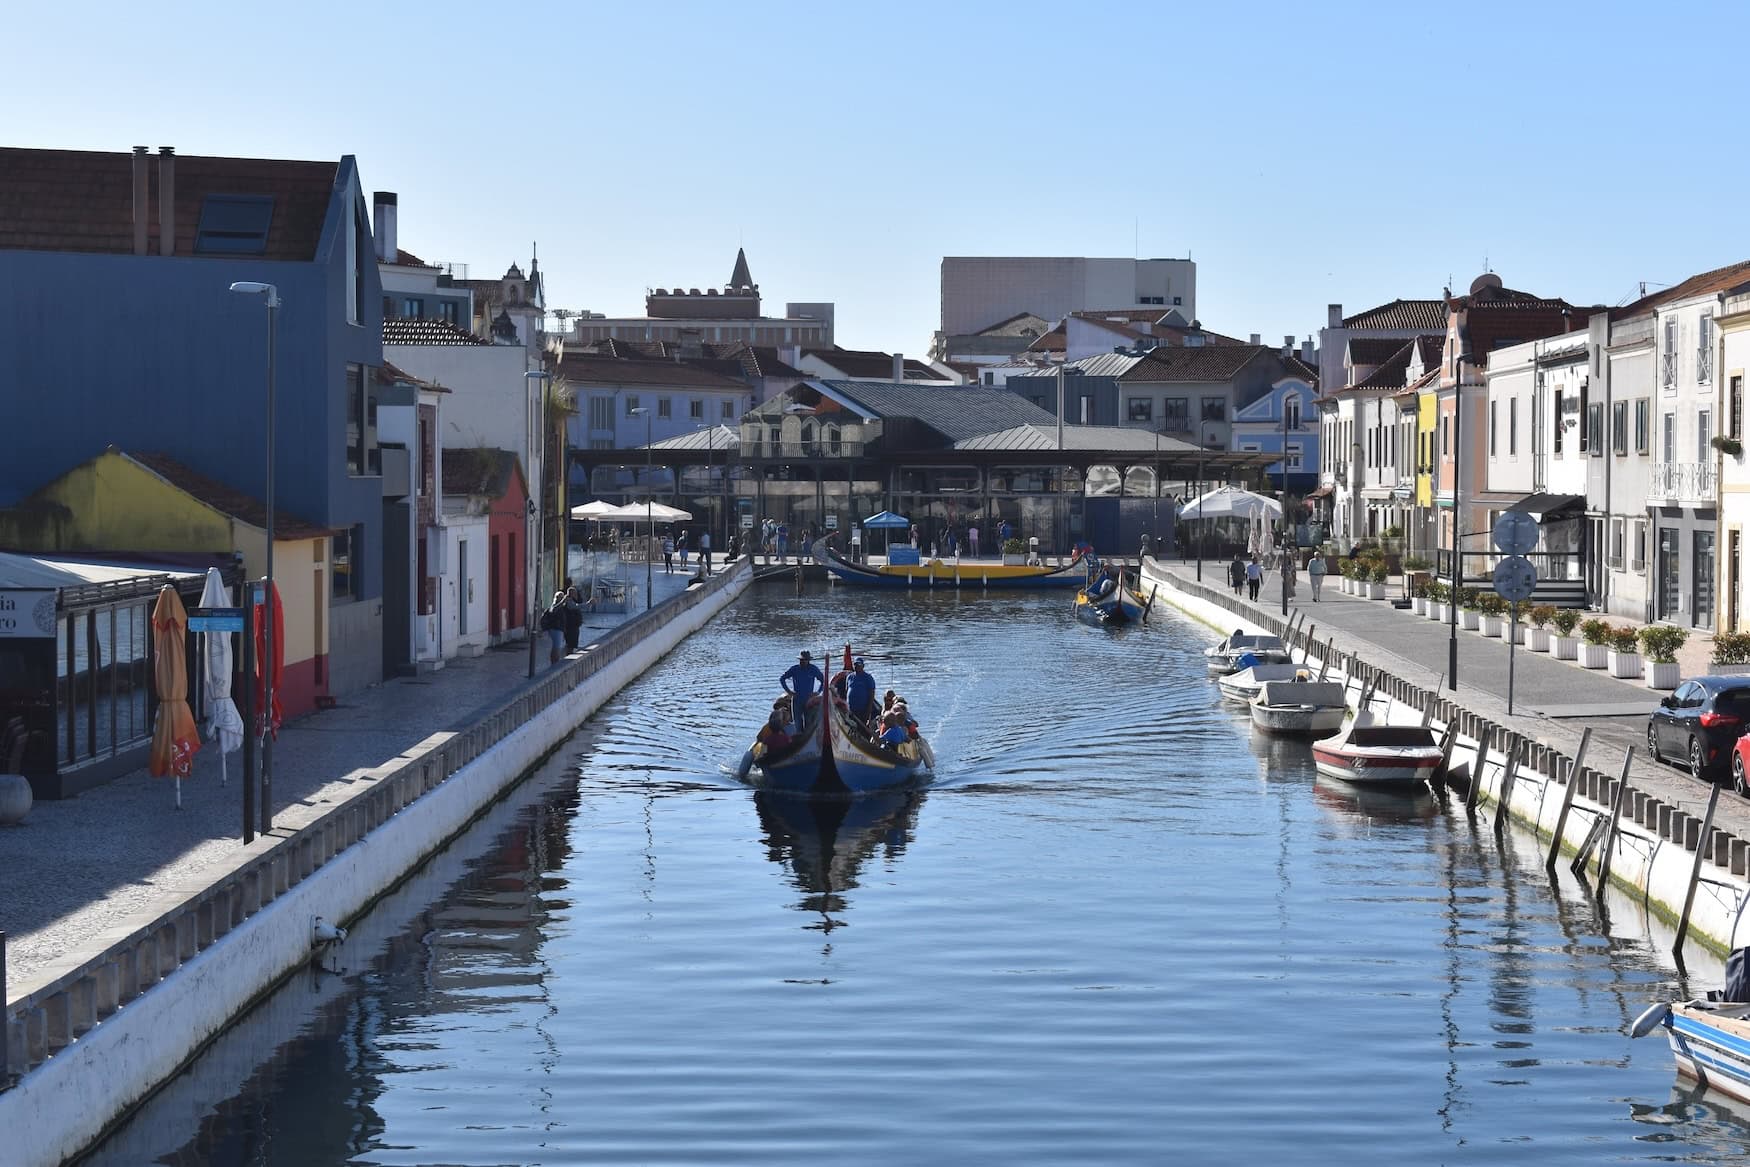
1717,285,1750,633
937,256,1196,343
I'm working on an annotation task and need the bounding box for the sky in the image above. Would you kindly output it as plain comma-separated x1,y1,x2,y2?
11,1,1750,355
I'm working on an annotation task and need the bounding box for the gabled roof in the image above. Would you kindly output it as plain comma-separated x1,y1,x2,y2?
1027,325,1067,352
1615,259,1750,319
800,347,944,381
441,448,523,500
1415,334,1443,368
812,380,1059,443
1346,337,1410,367
1068,310,1246,346
1283,354,1319,384
385,247,437,269
0,147,339,261
1346,340,1414,392
976,311,1051,335
1117,345,1269,383
645,424,740,451
1340,299,1448,331
555,354,752,390
582,338,800,378
383,317,491,346
124,451,335,539
378,360,449,392
954,423,1204,453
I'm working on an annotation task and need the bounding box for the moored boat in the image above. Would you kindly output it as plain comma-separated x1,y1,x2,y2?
1205,633,1292,676
1216,662,1306,702
1310,710,1442,785
1633,954,1750,1105
1250,679,1348,736
1073,583,1147,627
816,539,1087,590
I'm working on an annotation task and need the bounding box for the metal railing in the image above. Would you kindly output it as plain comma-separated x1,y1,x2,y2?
1649,461,1717,503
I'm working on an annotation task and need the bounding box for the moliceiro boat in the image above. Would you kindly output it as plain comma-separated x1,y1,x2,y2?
817,540,1087,590
738,650,935,795
1310,710,1442,785
1073,583,1148,627
1250,680,1348,737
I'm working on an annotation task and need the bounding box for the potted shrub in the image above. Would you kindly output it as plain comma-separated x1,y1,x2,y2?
1606,625,1643,678
1425,581,1447,621
1366,561,1388,600
1457,588,1481,631
1552,608,1582,659
1712,630,1750,676
1337,558,1356,594
1476,591,1506,637
1527,604,1556,652
1712,434,1743,458
1577,617,1611,668
1640,624,1688,690
1505,600,1532,644
1410,577,1430,615
1001,536,1026,566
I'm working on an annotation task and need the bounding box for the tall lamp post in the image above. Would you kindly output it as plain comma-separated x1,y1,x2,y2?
523,369,550,677
1448,354,1470,692
630,406,654,610
229,281,278,835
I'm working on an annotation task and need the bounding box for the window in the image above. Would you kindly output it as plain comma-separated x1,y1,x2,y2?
589,397,614,431
1139,295,1165,305
1664,412,1676,463
1586,403,1603,457
767,426,780,451
439,300,459,326
1079,395,1094,424
657,398,672,419
194,194,274,254
1162,398,1190,431
1284,393,1301,430
1578,383,1590,451
1633,518,1648,570
1509,397,1518,456
1201,396,1225,422
1489,400,1498,457
828,426,842,454
690,399,704,419
1664,316,1678,388
1609,517,1625,568
626,395,640,417
1635,398,1650,454
1553,388,1564,454
1127,397,1153,422
1733,376,1744,441
1286,443,1303,470
1699,313,1714,382
721,399,736,420
1612,401,1628,454
331,527,361,601
346,364,377,476
1442,415,1449,457
401,297,423,317
1172,296,1183,306
1699,410,1713,461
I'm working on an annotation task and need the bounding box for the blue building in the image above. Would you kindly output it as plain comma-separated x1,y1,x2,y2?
0,145,389,693
1229,375,1320,495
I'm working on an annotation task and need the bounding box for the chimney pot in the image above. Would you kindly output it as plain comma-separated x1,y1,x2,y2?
1327,303,1342,329
1250,333,1261,345
131,147,150,256
892,351,904,381
157,147,176,257
374,191,398,263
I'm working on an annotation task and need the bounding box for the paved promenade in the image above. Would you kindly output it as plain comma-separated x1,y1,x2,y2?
1,566,714,992
1153,561,1750,842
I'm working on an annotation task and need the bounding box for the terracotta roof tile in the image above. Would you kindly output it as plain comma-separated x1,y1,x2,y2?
0,147,338,261
555,354,753,390
1346,337,1412,366
1615,259,1750,319
801,347,943,380
383,317,491,346
125,452,337,539
1340,299,1448,331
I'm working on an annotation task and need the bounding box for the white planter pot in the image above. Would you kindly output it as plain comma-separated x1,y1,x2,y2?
1460,610,1480,631
1645,660,1681,690
1367,582,1387,600
1429,603,1446,621
1578,643,1608,669
1340,577,1355,595
1483,615,1507,637
1412,598,1427,616
1554,635,1580,660
1527,628,1552,652
1710,663,1750,676
1608,650,1643,679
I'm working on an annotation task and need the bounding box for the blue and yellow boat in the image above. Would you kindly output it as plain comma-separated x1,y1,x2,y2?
817,540,1087,590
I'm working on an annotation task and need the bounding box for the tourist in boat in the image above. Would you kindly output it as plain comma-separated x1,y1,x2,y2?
877,711,909,747
846,658,878,728
1228,556,1245,595
1307,551,1326,601
756,710,793,753
780,651,825,732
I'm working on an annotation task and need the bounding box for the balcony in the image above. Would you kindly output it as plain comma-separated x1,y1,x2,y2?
762,440,867,459
1648,461,1717,504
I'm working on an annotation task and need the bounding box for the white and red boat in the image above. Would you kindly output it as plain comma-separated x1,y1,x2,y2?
1310,710,1443,786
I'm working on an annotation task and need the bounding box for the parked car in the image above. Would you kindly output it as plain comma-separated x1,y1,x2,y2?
1647,677,1750,783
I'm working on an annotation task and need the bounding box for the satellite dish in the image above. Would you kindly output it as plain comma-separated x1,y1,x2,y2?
1469,273,1504,295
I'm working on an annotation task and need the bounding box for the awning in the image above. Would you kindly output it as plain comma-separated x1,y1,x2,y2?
1507,493,1585,519
1361,487,1395,501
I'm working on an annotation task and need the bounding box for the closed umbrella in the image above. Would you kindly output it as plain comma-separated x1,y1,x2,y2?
149,585,201,807
254,580,284,741
199,567,243,786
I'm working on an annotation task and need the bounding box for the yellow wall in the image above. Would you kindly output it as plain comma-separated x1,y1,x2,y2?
1416,389,1437,507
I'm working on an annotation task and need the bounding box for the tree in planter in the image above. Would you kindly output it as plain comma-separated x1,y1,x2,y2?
1475,591,1506,635
1606,625,1643,679
1403,555,1432,573
1640,625,1687,690
1552,608,1581,637
1368,562,1388,585
1713,630,1750,667
1002,537,1026,555
1579,618,1612,645
1526,604,1557,650
1411,578,1431,599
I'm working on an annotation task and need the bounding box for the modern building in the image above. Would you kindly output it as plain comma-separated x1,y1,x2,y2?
558,248,834,348
1718,285,1750,633
936,257,1197,353
0,144,390,698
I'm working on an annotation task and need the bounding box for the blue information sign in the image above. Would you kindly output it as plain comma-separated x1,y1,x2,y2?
188,606,245,634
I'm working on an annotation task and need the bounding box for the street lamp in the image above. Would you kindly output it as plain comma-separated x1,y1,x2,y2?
523,369,551,677
229,281,277,836
630,406,654,609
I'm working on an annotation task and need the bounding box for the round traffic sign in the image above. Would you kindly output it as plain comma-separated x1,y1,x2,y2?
1492,555,1538,603
1492,511,1539,556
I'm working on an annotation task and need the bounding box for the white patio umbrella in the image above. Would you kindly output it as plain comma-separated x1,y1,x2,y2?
1178,486,1283,521
593,501,693,523
570,499,620,520
199,568,244,787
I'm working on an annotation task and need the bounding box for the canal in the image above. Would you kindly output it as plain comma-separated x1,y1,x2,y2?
82,587,1750,1165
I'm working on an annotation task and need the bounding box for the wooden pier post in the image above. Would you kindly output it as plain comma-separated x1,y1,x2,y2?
1544,728,1590,871
1673,783,1723,956
1592,749,1636,891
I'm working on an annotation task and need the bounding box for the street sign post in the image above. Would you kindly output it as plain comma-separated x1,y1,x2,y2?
1492,511,1539,556
1493,554,1538,715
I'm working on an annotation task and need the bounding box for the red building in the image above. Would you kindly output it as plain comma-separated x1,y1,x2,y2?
441,449,529,641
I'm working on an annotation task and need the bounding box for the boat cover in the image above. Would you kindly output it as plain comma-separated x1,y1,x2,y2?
1255,681,1346,708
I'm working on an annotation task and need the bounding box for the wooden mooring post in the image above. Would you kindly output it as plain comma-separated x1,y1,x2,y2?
1673,783,1724,956
1544,728,1591,871
1585,749,1635,890
1493,737,1523,836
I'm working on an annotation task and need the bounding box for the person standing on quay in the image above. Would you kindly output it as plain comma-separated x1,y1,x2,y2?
700,529,712,572
1227,555,1246,596
1245,556,1263,601
1307,551,1327,601
661,533,674,574
969,524,980,558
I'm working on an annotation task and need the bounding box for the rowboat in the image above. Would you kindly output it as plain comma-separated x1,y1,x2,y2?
817,540,1087,589
1073,583,1147,627
737,650,935,795
1215,662,1306,702
1250,679,1348,736
1204,633,1291,676
1310,710,1443,785
1633,998,1750,1105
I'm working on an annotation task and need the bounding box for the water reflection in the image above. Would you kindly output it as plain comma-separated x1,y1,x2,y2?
1314,773,1439,827
1627,1082,1750,1160
754,789,922,928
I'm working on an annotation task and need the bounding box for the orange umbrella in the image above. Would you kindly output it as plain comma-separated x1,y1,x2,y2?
149,585,201,803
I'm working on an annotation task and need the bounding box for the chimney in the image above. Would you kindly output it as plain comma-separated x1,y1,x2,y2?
1284,334,1294,351
131,147,150,255
374,192,398,263
1327,304,1342,329
892,351,904,381
1300,338,1315,364
157,147,176,256
1250,333,1261,345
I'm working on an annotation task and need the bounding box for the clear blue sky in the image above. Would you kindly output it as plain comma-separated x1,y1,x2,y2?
13,1,1750,354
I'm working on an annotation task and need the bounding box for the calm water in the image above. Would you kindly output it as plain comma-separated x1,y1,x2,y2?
84,588,1750,1165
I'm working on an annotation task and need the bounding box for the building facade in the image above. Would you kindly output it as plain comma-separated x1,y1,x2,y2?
936,256,1197,352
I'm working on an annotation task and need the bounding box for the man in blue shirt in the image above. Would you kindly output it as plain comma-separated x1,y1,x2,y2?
845,657,877,728
780,650,825,732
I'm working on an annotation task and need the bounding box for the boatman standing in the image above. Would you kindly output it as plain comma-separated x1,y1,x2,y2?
846,657,878,729
780,650,825,733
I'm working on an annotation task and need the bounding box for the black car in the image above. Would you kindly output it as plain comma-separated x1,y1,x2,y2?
1647,676,1750,781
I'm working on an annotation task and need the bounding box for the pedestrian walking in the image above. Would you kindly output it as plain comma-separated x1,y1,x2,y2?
1245,556,1263,601
1307,552,1327,601
661,534,674,573
700,530,712,571
677,532,689,571
969,525,980,558
1227,555,1246,596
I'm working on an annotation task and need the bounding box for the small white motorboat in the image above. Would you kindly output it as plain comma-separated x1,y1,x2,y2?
1204,633,1291,676
1250,680,1348,737
1632,1000,1750,1105
1310,709,1442,785
1216,662,1306,703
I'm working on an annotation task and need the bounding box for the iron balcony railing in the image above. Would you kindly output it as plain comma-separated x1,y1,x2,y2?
1648,461,1717,503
